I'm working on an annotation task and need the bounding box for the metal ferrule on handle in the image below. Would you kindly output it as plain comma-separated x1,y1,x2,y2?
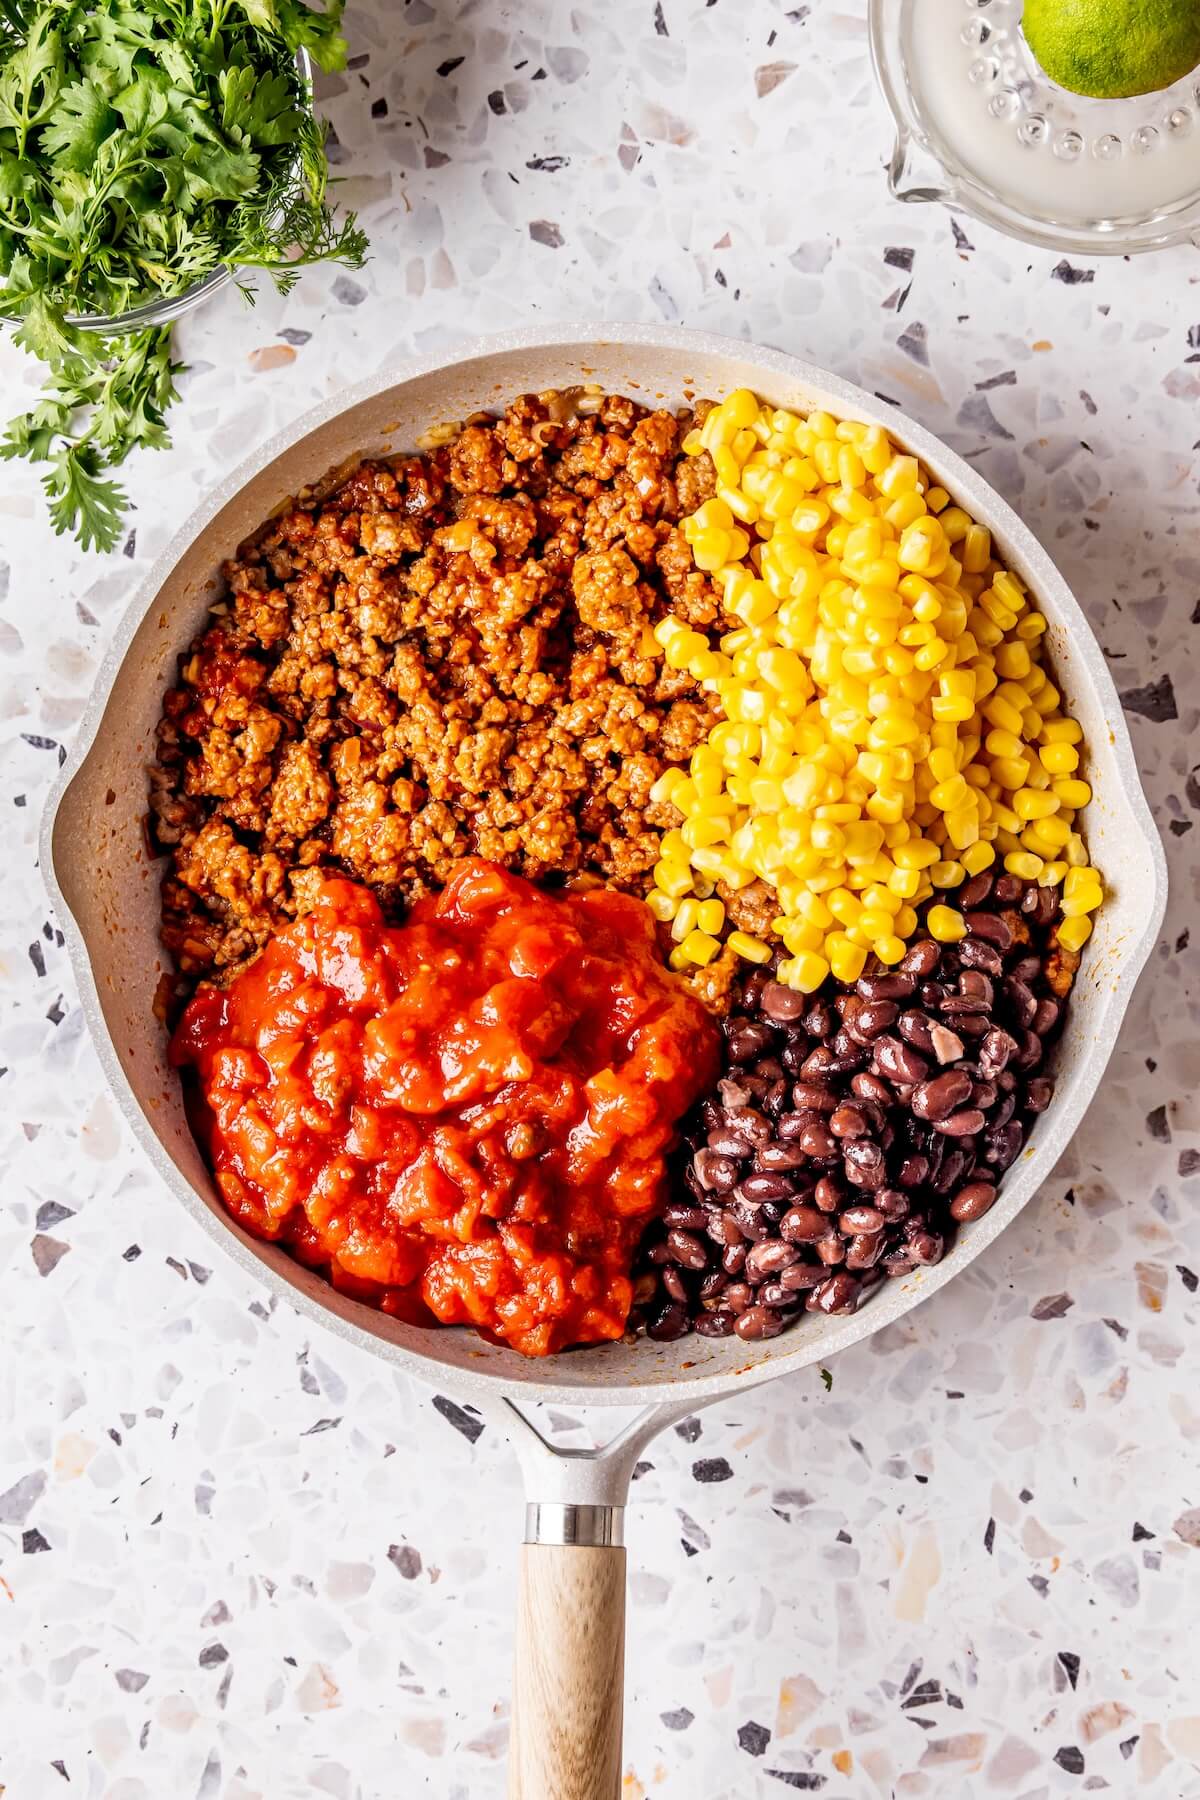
525,1502,624,1547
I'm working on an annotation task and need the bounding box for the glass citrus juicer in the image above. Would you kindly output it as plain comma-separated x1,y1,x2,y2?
870,0,1200,253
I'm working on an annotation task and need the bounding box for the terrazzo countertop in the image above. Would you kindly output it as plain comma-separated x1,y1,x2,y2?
2,3,1199,1795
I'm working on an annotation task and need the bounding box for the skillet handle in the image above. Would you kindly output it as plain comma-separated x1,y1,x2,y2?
508,1504,625,1800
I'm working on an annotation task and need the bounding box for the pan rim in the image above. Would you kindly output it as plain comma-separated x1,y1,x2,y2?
40,320,1168,1406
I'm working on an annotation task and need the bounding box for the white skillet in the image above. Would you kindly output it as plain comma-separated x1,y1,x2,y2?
42,324,1166,1798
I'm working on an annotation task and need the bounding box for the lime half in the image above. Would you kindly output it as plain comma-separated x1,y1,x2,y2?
1023,0,1200,98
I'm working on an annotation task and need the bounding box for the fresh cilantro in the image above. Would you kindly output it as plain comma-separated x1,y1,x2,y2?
819,1366,833,1391
0,0,366,550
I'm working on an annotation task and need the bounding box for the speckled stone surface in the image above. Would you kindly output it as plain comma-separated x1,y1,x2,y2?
2,4,1199,1796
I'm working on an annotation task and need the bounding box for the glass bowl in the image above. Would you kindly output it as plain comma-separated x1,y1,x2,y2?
6,49,312,338
870,0,1200,255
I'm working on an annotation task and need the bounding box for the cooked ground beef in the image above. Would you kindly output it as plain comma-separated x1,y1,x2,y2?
151,390,723,990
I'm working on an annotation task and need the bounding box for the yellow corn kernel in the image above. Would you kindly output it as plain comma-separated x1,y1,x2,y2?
727,930,772,964
679,929,720,966
1056,914,1092,952
1041,717,1082,745
654,859,694,899
983,693,1025,737
671,899,700,943
929,859,966,888
696,898,725,936
924,486,950,513
1060,885,1103,918
1026,813,1071,849
887,865,921,898
878,453,920,497
962,840,996,875
1014,787,1060,821
927,904,967,943
961,524,991,573
1040,741,1079,776
826,932,867,982
646,890,677,923
1004,851,1045,880
1040,861,1068,887
874,933,906,965
1048,781,1088,815
778,951,830,992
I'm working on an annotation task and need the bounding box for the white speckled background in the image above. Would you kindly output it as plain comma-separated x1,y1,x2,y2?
2,3,1199,1796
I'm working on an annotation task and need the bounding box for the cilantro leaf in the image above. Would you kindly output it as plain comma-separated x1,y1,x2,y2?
42,443,128,552
220,63,300,145
38,76,118,171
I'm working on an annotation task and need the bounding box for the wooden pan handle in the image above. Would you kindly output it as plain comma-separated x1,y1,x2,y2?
508,1524,627,1800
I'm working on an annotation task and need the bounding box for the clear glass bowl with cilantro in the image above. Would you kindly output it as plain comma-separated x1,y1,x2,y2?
0,0,368,551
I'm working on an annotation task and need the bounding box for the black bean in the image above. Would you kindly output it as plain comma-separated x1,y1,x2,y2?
729,1201,769,1241
1013,1030,1044,1071
799,1045,838,1081
959,936,1004,975
955,1012,990,1038
839,1205,884,1234
971,1080,998,1111
756,1141,809,1171
799,1122,837,1159
663,1203,709,1230
829,1103,868,1139
698,1268,727,1299
950,1181,998,1221
734,1304,787,1340
874,1034,930,1085
993,874,1022,903
907,1231,943,1266
706,1211,743,1247
932,1107,985,1137
695,1311,734,1337
1024,1076,1054,1113
721,1243,746,1275
705,1130,751,1161
851,1070,892,1106
724,1106,772,1146
815,1234,846,1265
900,939,941,976
723,1281,753,1314
960,872,994,908
780,1260,825,1290
964,910,1013,950
662,1266,688,1303
845,1232,886,1270
791,1080,838,1112
983,1121,1024,1169
959,968,993,1007
896,1154,929,1189
760,981,806,1022
992,1092,1017,1129
978,1027,1015,1076
666,1229,710,1270
1032,998,1060,1037
1010,953,1041,985
812,1175,843,1213
846,998,899,1042
857,970,917,1002
718,1076,750,1110
647,1302,689,1340
911,1069,973,1121
1032,886,1059,927
877,1187,910,1220
898,1009,935,1053
810,1273,860,1313
726,1020,775,1064
930,1147,969,1195
928,1021,965,1064
736,1171,798,1204
1004,977,1038,1029
745,1240,800,1281
780,1204,827,1242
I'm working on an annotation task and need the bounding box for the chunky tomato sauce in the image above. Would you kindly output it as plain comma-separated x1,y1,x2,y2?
171,861,719,1356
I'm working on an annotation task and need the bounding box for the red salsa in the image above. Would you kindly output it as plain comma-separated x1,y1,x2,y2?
171,861,719,1356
